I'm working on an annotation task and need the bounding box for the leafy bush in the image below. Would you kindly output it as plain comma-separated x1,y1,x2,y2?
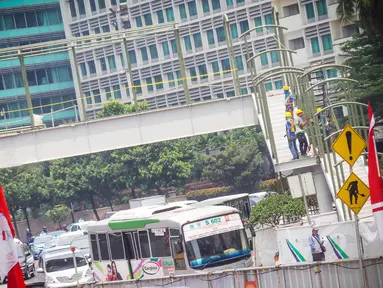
249,194,306,227
186,186,234,201
258,178,287,193
45,205,71,228
97,99,148,118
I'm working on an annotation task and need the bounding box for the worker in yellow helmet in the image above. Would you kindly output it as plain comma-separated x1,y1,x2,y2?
284,85,295,116
295,109,310,156
285,111,299,160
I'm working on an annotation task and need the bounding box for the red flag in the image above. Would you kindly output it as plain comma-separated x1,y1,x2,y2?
368,102,383,240
0,186,25,287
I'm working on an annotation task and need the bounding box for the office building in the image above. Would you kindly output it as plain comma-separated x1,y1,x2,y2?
0,0,77,129
59,0,358,118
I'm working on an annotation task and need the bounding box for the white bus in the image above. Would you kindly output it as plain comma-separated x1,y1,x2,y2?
87,204,252,282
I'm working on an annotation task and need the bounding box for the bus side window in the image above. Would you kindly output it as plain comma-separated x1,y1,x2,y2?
122,232,136,259
109,232,124,260
138,231,151,258
90,234,100,261
98,233,110,261
149,228,171,257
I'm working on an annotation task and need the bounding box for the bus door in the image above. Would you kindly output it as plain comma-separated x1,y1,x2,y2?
169,229,186,272
129,229,176,279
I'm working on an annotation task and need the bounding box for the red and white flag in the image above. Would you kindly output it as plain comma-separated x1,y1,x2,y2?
368,102,383,241
0,185,25,287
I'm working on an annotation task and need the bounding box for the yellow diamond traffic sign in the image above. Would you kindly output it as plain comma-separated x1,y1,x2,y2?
332,124,367,166
337,172,370,214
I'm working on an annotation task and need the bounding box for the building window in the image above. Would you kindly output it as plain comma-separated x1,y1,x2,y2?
289,37,305,50
98,0,106,9
162,42,170,56
80,63,87,76
193,33,202,48
202,0,210,12
78,0,86,15
90,0,97,12
108,55,116,70
260,50,268,65
154,75,163,90
264,14,273,31
146,78,153,92
184,36,192,50
227,91,235,97
119,53,124,67
105,87,112,100
322,34,333,51
265,82,272,91
311,37,320,54
25,12,37,27
316,0,328,17
166,8,175,21
212,0,221,10
14,13,26,29
188,1,198,17
133,80,142,94
171,39,177,54
239,20,249,34
167,72,175,87
128,50,137,64
230,23,238,39
283,4,299,17
198,64,208,79
141,47,148,61
221,58,230,71
179,4,187,19
88,61,96,74
254,17,262,33
275,80,283,89
235,56,244,71
102,25,110,32
93,89,101,103
326,69,337,78
306,3,315,20
144,13,153,25
85,92,92,105
149,44,158,59
211,61,219,74
157,11,165,23
216,27,225,42
207,30,215,45
68,0,77,17
100,58,107,72
136,16,143,27
113,85,121,99
342,24,359,38
226,0,234,6
189,67,197,82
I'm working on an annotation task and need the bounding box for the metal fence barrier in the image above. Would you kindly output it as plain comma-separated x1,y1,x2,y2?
78,258,383,288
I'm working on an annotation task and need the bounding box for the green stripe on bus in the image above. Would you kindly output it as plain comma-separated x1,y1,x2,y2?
108,219,160,230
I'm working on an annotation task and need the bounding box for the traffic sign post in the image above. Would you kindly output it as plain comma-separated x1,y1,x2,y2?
332,124,367,166
332,124,368,288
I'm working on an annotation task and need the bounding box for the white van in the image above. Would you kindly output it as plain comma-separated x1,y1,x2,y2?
37,247,93,287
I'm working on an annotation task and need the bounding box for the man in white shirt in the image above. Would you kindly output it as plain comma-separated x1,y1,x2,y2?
309,227,326,261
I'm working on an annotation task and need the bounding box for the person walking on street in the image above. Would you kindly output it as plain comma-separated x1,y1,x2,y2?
285,112,299,160
295,109,310,156
309,227,326,262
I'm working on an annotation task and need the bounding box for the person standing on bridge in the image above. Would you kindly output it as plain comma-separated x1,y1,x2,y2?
295,109,310,156
284,86,295,117
285,112,299,160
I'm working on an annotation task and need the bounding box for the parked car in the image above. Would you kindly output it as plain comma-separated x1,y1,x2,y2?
1,239,35,284
37,246,93,287
31,235,53,260
68,221,95,235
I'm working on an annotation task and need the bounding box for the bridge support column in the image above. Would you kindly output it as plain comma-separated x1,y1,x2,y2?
312,165,333,214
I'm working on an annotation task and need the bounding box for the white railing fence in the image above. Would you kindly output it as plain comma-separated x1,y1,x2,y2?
79,258,383,288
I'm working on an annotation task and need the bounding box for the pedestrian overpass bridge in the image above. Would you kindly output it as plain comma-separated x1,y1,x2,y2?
0,95,257,169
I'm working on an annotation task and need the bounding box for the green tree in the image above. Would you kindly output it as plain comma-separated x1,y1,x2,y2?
97,99,148,118
336,0,383,40
249,194,306,226
45,205,71,229
341,33,383,117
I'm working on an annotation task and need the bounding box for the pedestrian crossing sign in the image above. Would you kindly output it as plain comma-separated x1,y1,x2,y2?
336,172,370,214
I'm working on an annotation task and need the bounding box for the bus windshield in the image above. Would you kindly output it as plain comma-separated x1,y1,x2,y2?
182,213,250,269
